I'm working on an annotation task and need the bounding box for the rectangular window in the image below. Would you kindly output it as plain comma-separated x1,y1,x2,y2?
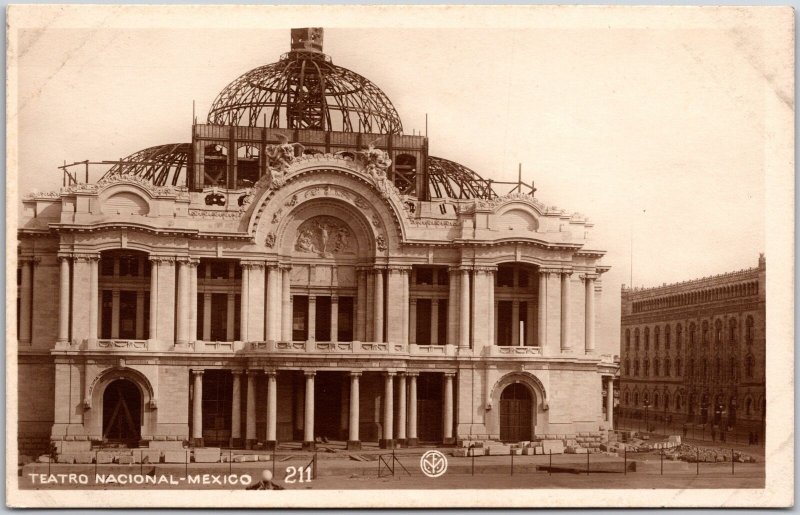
415,299,432,344
292,296,308,341
497,300,513,345
438,300,448,344
416,267,434,285
315,296,332,341
337,297,354,342
119,290,138,339
101,290,113,339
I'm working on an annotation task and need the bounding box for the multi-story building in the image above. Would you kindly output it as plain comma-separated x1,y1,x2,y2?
619,255,766,441
17,28,616,459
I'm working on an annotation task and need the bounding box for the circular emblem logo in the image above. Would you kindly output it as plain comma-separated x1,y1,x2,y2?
419,450,448,478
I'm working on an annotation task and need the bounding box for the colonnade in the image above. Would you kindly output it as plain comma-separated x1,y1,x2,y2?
48,253,598,355
189,368,455,450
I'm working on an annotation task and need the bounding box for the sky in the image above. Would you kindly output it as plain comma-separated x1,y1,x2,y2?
11,7,782,355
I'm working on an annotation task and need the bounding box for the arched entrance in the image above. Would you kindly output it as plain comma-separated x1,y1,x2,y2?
499,383,533,442
102,379,142,445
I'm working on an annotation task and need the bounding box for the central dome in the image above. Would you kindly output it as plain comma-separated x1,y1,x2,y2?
207,28,403,134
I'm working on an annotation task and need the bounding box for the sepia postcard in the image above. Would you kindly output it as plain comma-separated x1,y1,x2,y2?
5,4,794,508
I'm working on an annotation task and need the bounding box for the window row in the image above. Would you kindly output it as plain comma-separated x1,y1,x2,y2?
625,317,756,353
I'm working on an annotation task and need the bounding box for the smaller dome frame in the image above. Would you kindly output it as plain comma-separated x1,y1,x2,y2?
101,143,191,187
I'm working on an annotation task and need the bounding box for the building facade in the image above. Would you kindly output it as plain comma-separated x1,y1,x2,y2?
619,255,766,440
17,28,616,458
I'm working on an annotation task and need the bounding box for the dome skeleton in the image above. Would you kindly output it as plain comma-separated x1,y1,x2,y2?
69,28,537,201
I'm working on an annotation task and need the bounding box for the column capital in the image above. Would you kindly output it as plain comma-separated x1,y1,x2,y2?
245,368,260,376
473,265,498,273
561,268,574,277
384,371,396,377
19,255,41,266
149,255,176,265
57,253,73,262
539,267,562,276
263,368,278,377
265,261,281,270
431,298,440,306
406,371,420,377
387,265,412,273
331,295,339,303
303,370,317,377
241,260,267,270
278,263,293,272
231,369,245,376
175,256,193,265
580,273,599,281
444,371,457,377
349,370,362,377
191,368,205,376
409,298,418,305
187,258,200,268
72,252,100,263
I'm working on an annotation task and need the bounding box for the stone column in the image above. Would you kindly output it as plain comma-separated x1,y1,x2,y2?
537,270,547,349
330,296,339,343
242,262,266,342
487,269,495,346
18,259,33,345
546,270,562,352
175,258,190,346
402,269,410,345
373,269,384,342
135,291,145,340
226,294,236,341
526,301,536,347
443,372,455,444
409,299,418,345
585,275,596,354
430,299,439,345
245,370,257,449
606,376,614,428
202,293,212,341
88,256,99,342
447,268,459,346
347,372,361,450
561,271,572,352
407,373,418,446
111,290,120,339
149,258,159,341
266,265,280,341
307,296,317,342
191,369,204,447
188,259,198,343
302,371,316,451
230,370,243,447
240,263,250,341
57,255,71,345
265,370,277,450
355,269,367,341
397,374,407,445
386,267,407,345
281,267,292,341
511,300,521,346
380,372,395,448
459,269,471,349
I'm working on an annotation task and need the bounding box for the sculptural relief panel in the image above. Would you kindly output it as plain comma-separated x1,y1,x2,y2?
294,215,355,257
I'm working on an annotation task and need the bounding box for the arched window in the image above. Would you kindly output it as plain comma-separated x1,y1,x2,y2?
745,355,755,377
654,358,660,377
729,318,738,343
702,359,708,379
675,394,682,410
644,327,650,350
664,358,671,377
643,359,650,377
688,359,694,377
625,329,631,351
715,320,723,345
654,325,661,347
689,323,696,346
715,357,722,379
634,360,640,376
702,320,709,344
664,392,670,411
729,357,738,381
634,328,640,351
665,325,671,349
625,359,631,376
654,393,660,408
745,397,753,416
634,392,639,406
675,358,682,377
624,392,630,405
746,316,754,344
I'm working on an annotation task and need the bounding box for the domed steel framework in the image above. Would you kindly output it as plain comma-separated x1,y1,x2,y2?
101,143,190,187
207,30,403,134
427,156,496,199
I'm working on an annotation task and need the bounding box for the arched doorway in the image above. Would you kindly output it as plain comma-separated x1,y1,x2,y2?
499,383,533,442
102,379,142,445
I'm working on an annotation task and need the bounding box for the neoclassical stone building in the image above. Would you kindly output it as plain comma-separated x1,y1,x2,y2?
17,28,615,457
619,255,766,440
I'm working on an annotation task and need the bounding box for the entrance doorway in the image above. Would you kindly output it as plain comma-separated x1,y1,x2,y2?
499,383,533,442
314,372,346,441
102,379,142,445
202,370,233,446
417,373,443,443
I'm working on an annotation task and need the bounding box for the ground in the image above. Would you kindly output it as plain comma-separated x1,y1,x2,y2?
19,439,765,491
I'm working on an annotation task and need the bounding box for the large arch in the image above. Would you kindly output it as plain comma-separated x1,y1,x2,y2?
486,372,548,438
84,366,156,442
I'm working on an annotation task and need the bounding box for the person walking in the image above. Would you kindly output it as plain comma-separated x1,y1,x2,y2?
247,469,285,490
